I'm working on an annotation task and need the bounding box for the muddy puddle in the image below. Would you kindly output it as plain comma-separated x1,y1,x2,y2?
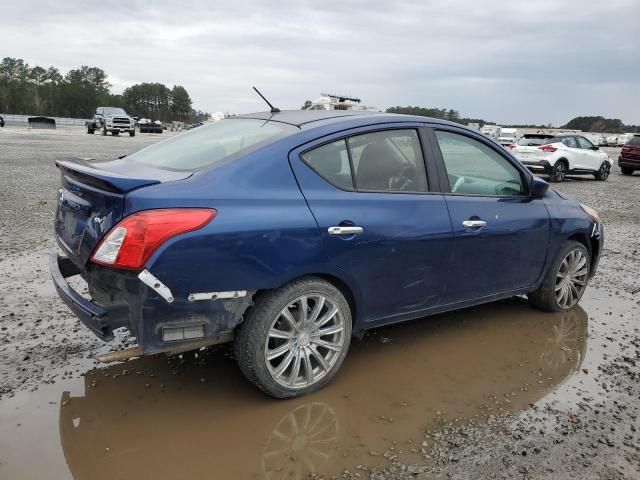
1,293,629,480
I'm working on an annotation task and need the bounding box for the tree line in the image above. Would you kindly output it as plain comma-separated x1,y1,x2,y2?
0,57,209,122
386,106,639,133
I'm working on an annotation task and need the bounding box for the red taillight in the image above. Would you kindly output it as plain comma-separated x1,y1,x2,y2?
538,145,557,152
91,208,216,270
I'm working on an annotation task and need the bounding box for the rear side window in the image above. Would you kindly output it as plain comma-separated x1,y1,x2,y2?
301,140,353,189
560,137,578,148
435,130,525,196
301,129,428,193
129,119,298,170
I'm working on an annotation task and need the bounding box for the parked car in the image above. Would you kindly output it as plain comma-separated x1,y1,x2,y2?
138,118,163,134
50,111,603,398
87,107,135,136
511,134,612,182
619,134,640,175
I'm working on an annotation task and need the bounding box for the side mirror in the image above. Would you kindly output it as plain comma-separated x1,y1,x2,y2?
530,176,549,199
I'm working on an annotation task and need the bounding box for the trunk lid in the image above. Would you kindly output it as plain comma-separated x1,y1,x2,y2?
54,157,191,267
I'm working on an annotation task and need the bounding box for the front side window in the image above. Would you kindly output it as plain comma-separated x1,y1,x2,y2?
576,136,594,149
435,130,525,196
129,119,298,170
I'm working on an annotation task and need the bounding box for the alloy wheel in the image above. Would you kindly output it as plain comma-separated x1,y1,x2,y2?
599,163,610,180
265,294,346,389
555,249,588,309
555,163,566,181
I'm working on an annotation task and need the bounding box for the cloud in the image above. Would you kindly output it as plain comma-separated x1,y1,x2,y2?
3,0,639,124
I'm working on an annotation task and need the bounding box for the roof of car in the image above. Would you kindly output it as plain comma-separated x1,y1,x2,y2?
236,110,460,128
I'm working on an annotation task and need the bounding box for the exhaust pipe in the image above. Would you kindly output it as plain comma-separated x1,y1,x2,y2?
95,346,143,363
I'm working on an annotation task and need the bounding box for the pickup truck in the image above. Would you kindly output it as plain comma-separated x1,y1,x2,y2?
86,107,135,136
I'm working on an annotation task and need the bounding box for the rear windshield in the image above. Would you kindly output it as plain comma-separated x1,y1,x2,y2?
518,135,553,146
627,136,640,146
128,119,298,170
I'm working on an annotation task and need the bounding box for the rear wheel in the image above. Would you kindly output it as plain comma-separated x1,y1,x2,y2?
549,160,567,182
129,130,135,137
234,277,352,398
621,167,634,175
528,241,590,312
594,162,610,181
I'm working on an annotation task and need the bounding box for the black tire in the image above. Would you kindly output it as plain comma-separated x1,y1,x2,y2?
594,162,610,181
549,160,567,182
86,126,94,134
129,130,135,137
102,125,107,136
112,131,119,136
234,276,352,398
528,240,590,312
621,167,634,175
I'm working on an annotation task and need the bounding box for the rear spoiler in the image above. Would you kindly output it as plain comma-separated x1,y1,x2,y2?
55,157,190,194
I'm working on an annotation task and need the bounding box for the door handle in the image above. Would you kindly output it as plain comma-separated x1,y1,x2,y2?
328,226,364,235
462,220,486,228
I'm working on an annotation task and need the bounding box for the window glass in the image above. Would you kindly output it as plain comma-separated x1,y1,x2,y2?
628,136,640,146
301,139,353,189
576,136,594,149
349,129,427,192
434,130,525,196
129,119,298,170
517,135,553,146
561,137,578,148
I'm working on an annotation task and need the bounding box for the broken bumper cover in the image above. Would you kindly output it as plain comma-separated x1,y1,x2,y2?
49,252,254,354
49,253,115,341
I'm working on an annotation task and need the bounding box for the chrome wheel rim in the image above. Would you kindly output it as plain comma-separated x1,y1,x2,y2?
555,249,588,309
265,294,345,389
556,164,566,181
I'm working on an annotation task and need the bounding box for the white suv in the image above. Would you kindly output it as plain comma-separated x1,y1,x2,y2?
511,134,612,182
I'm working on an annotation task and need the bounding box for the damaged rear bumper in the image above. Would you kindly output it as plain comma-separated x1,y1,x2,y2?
49,252,253,355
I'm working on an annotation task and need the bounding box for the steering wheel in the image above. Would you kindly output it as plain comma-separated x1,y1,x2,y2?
452,176,466,193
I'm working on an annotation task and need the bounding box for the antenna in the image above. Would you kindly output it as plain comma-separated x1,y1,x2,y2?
252,87,280,113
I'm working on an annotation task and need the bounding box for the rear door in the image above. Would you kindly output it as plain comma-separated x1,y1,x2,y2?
289,124,453,325
427,127,550,304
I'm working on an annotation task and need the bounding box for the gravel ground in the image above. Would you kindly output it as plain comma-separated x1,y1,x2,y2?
0,128,638,479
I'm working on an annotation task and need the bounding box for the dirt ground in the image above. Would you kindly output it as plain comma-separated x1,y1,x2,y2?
0,127,638,480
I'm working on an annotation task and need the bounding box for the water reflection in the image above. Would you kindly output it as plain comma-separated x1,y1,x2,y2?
59,302,587,479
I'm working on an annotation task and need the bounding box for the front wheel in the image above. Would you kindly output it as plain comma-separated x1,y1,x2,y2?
234,277,352,398
594,162,610,181
528,241,590,312
129,130,135,137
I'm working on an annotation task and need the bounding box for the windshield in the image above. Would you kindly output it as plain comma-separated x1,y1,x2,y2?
518,135,553,146
104,107,127,116
500,132,515,138
128,119,298,170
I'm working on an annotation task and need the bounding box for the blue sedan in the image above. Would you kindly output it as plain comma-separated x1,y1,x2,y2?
50,111,603,398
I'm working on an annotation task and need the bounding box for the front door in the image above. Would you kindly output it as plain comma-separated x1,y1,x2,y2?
575,136,602,170
290,126,453,325
429,128,550,304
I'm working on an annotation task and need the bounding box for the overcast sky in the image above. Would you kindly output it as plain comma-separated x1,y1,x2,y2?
3,0,639,125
